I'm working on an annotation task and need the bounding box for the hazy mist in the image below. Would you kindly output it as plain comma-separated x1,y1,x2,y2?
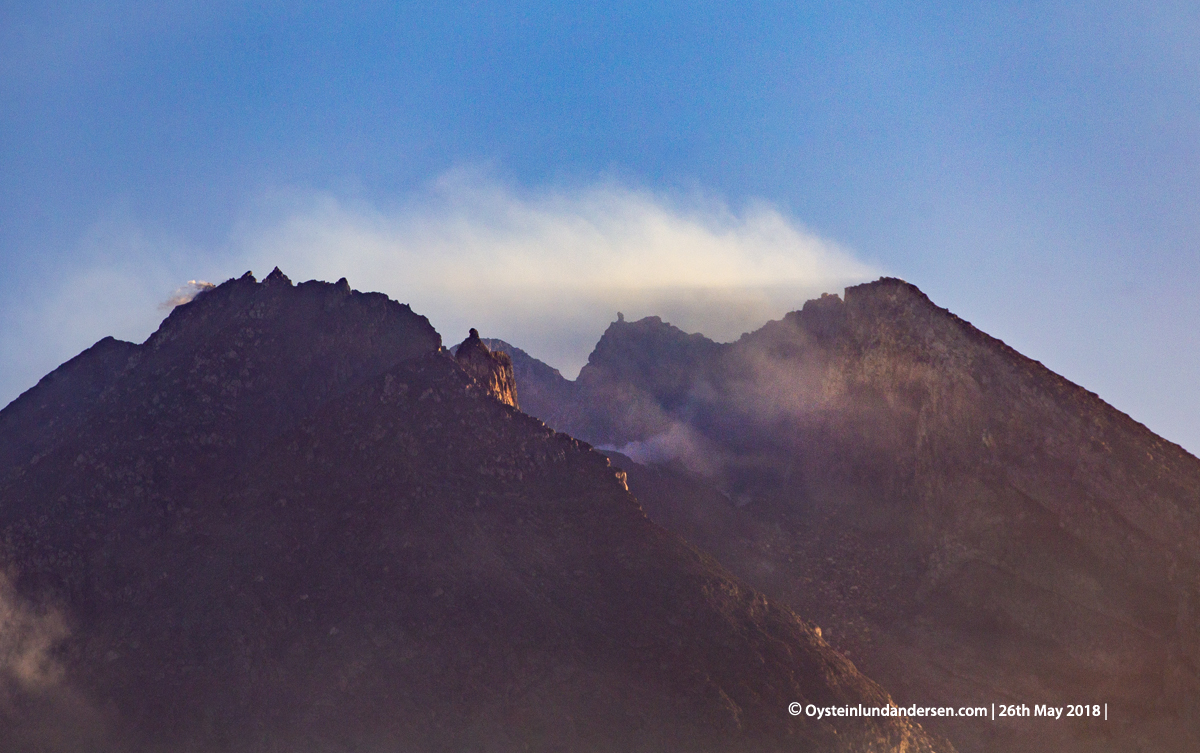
0,172,877,407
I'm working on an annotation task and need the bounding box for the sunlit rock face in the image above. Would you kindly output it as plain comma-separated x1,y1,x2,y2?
493,278,1200,753
0,271,947,753
455,328,520,409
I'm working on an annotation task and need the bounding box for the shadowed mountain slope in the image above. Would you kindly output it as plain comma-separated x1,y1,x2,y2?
487,278,1200,753
0,272,945,753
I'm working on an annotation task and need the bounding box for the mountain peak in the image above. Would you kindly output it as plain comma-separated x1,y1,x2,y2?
845,275,925,299
585,315,719,373
264,266,292,285
144,270,439,354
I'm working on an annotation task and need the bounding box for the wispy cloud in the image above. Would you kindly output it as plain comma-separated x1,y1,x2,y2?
0,171,880,408
0,571,103,750
244,169,875,292
235,170,880,374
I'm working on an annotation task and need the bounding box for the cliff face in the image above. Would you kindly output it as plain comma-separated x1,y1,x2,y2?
502,278,1200,753
481,337,575,420
0,272,945,753
455,328,520,408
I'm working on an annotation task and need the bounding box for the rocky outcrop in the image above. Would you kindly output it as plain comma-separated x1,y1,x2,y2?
481,337,575,420
503,277,1200,753
0,272,946,753
454,328,519,408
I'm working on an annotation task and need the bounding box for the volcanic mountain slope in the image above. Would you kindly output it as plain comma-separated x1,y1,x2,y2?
0,271,946,753
488,279,1200,753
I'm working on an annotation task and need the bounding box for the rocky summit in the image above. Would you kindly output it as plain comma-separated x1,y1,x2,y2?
0,271,946,752
490,278,1200,753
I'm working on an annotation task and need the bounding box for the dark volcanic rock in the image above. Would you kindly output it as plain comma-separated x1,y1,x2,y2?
0,272,944,752
508,278,1200,753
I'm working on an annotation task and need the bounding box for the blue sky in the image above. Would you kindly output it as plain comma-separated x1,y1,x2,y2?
2,1,1198,453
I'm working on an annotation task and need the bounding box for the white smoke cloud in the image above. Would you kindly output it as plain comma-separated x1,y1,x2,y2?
244,170,874,292
0,171,880,409
601,422,718,477
0,572,68,691
0,571,104,751
159,280,216,310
